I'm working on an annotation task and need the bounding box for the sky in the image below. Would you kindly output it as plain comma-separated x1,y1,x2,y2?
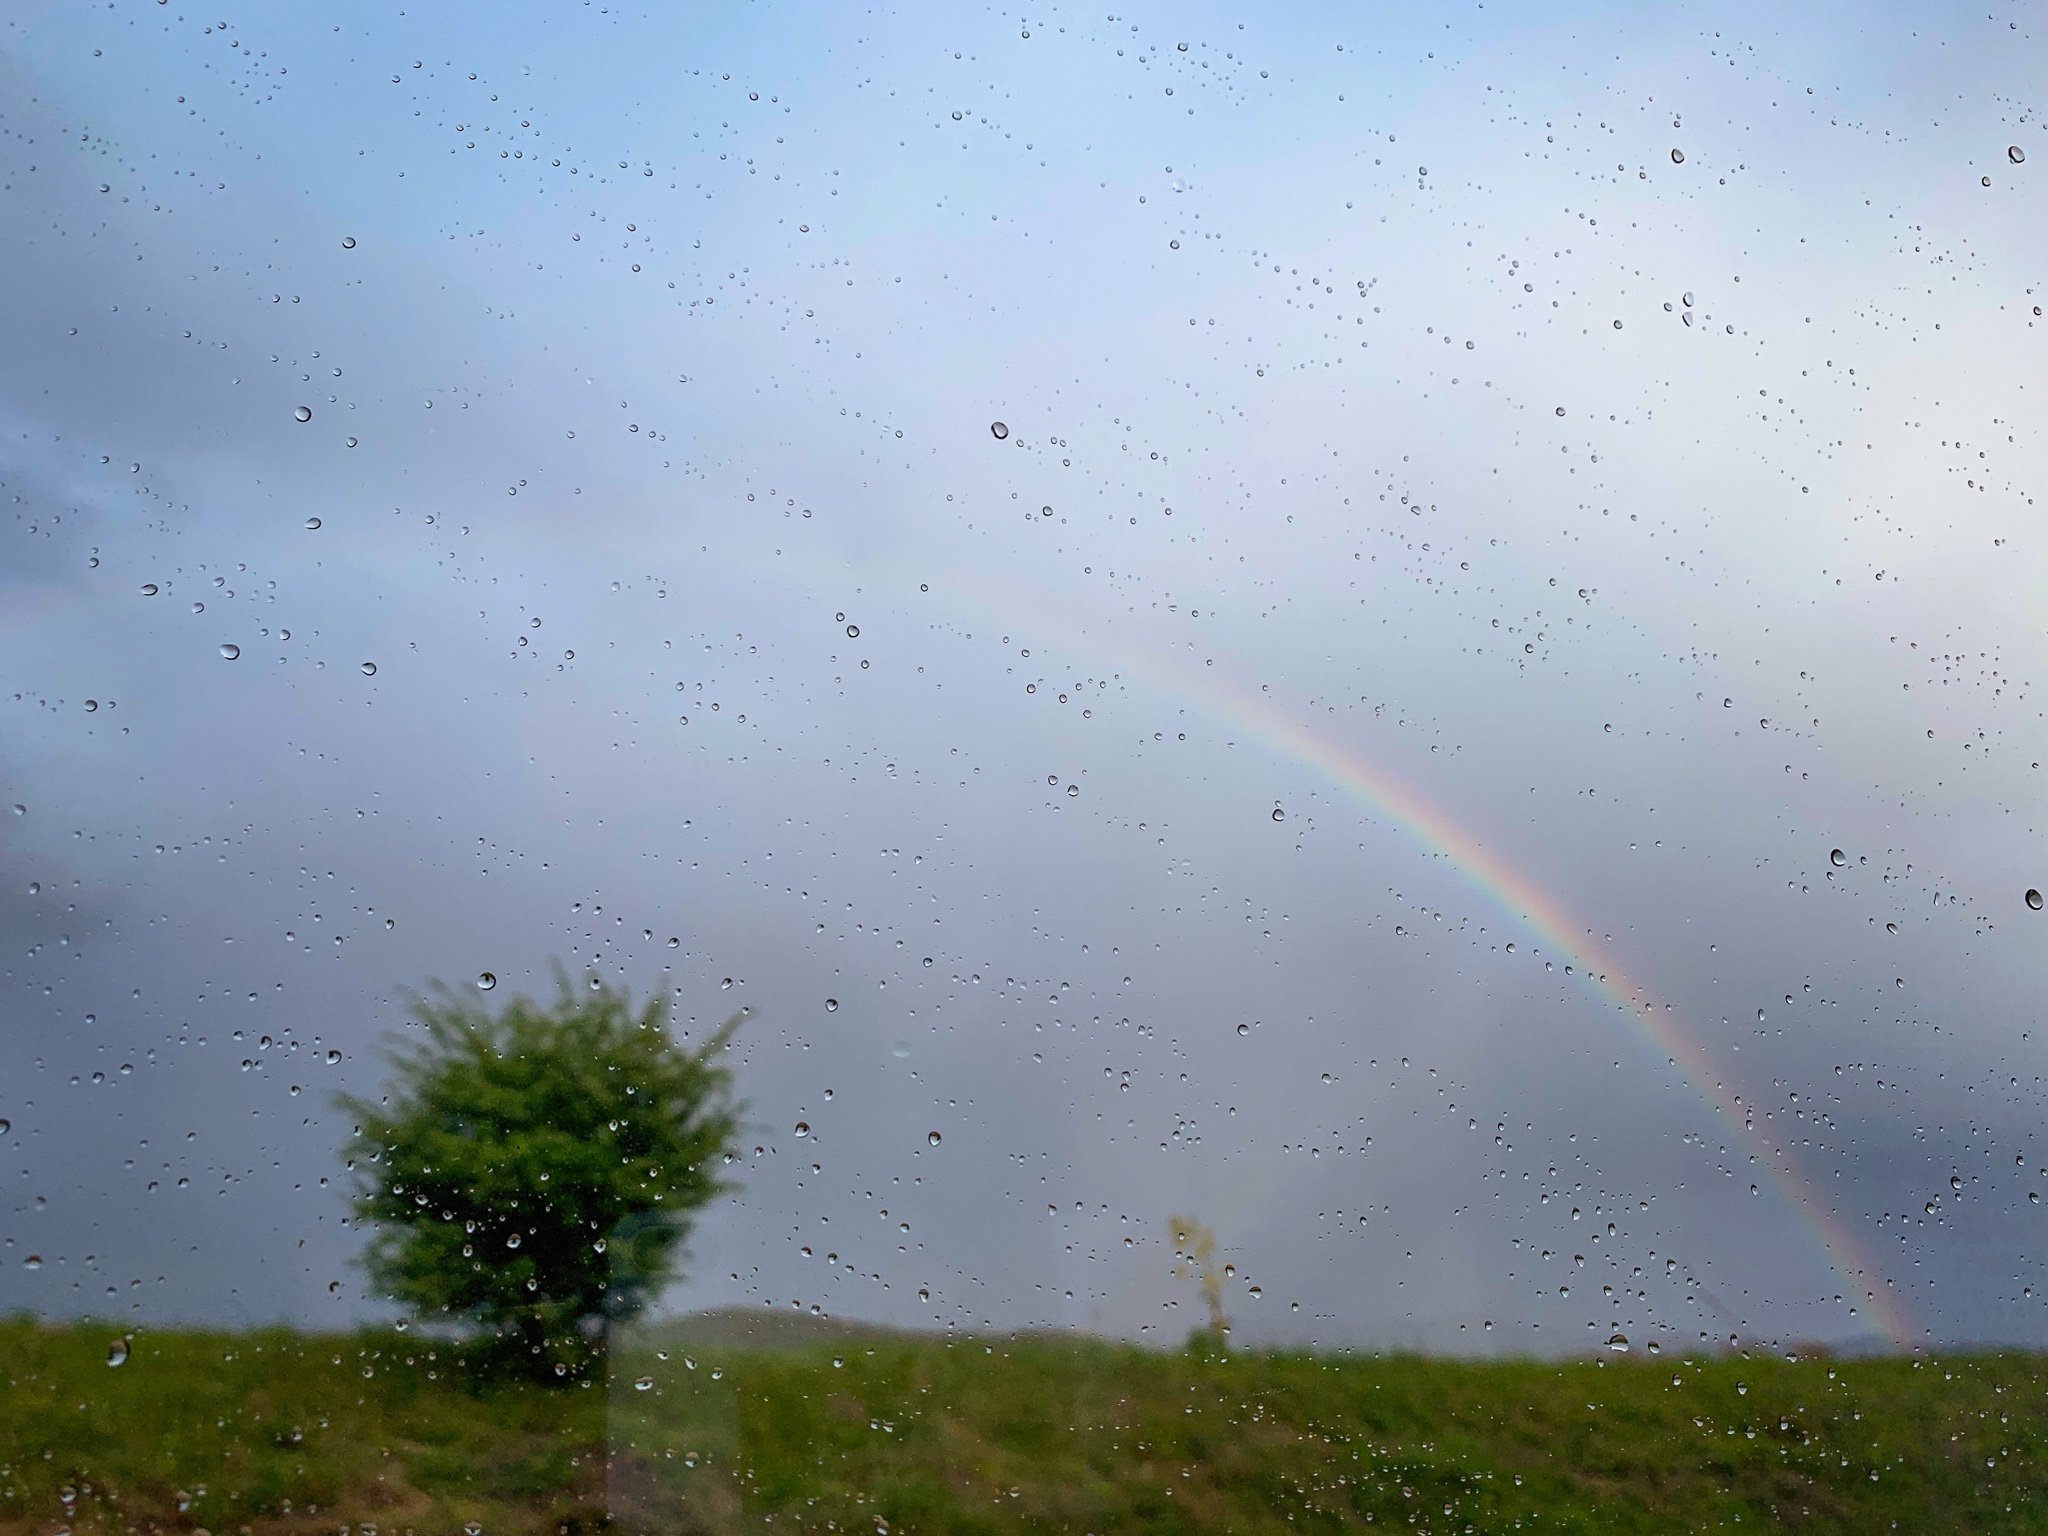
0,0,2042,1358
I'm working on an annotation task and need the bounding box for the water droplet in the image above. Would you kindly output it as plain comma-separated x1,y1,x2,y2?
219,643,241,660
304,517,321,530
342,236,357,249
1682,292,1694,307
141,582,159,595
506,1233,521,1248
1271,807,1285,822
2010,145,2026,165
793,1122,810,1138
463,1524,482,1536
634,1376,655,1391
1607,1333,1629,1352
1670,148,1684,164
825,998,839,1012
360,661,377,676
952,110,964,121
989,421,1009,440
845,624,859,638
326,1049,342,1064
749,91,759,101
1066,784,1079,797
1951,1175,1963,1191
477,972,496,991
2027,889,2043,911
1829,848,1847,868
928,1130,942,1146
918,1287,931,1302
294,405,313,423
1041,505,1053,518
1555,405,1566,417
1236,1022,1249,1036
23,1253,42,1269
107,1338,130,1367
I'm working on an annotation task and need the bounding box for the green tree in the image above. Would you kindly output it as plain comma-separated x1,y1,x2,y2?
339,975,744,1381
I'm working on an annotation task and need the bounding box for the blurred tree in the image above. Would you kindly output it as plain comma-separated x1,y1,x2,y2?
339,975,744,1381
1168,1214,1231,1348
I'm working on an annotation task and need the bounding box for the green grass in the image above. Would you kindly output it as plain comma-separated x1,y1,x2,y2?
3,1315,2043,1535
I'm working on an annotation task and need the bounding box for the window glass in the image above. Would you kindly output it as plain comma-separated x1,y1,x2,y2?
3,4,2041,1531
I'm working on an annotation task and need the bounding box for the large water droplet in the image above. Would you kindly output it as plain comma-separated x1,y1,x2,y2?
1607,1333,1629,1353
326,1049,342,1064
294,405,313,423
928,1130,942,1147
107,1338,130,1367
824,998,839,1012
219,643,241,660
1271,807,1285,822
989,421,1009,440
476,971,496,990
1670,148,1684,164
633,1376,655,1391
360,661,377,676
1829,848,1847,868
2027,889,2044,911
2009,145,2026,165
304,517,321,530
793,1121,810,1138
845,624,859,639
342,236,358,249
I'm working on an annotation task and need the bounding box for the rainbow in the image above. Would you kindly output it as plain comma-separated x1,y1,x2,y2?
963,571,1915,1351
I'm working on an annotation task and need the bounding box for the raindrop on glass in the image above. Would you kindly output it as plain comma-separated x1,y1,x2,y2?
304,517,321,530
825,998,839,1012
360,661,377,677
477,972,496,991
793,1121,810,1138
1670,148,1684,164
989,421,1009,440
342,236,357,249
2027,889,2043,911
106,1338,130,1367
1271,807,1285,822
1829,848,1847,868
928,1130,942,1146
294,405,313,423
2009,145,2025,165
219,643,241,660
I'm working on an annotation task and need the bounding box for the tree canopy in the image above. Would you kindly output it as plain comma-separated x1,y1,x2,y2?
339,976,744,1380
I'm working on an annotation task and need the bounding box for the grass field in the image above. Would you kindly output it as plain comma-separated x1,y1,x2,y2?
2,1313,2041,1535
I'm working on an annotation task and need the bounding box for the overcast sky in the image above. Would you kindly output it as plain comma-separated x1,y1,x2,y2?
0,0,2041,1357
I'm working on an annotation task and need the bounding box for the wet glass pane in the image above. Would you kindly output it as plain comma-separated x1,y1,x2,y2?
3,4,2042,1533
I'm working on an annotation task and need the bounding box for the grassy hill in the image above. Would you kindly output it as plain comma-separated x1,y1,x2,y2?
2,1314,2041,1535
